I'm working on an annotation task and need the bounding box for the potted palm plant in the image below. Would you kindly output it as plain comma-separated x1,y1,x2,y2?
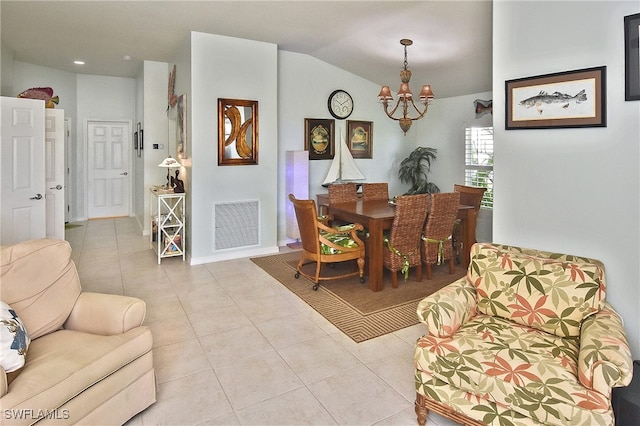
398,146,440,194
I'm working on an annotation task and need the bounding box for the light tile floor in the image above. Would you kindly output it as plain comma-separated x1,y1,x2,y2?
65,217,457,426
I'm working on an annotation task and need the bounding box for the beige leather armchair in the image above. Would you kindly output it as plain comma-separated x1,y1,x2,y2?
0,239,156,425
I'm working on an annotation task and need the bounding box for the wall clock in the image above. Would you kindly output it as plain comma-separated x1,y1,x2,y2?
328,89,354,119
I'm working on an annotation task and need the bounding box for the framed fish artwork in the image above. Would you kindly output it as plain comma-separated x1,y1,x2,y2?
625,13,640,101
505,66,606,129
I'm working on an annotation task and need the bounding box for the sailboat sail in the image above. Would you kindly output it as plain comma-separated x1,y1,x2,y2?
322,132,365,186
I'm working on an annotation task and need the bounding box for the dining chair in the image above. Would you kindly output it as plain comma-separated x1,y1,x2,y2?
452,184,486,263
422,192,460,279
382,194,429,288
328,182,358,204
288,194,365,291
362,183,389,201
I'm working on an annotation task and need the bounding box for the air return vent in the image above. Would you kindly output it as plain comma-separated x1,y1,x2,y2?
213,200,259,250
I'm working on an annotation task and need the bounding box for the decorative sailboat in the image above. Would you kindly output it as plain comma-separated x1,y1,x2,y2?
322,131,365,186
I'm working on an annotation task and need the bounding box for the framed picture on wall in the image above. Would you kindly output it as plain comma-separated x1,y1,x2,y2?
218,98,259,166
304,118,334,160
346,120,372,159
505,66,606,129
625,13,640,101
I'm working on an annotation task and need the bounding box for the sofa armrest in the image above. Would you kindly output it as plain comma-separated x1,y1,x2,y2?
578,302,633,396
416,277,477,337
64,292,147,335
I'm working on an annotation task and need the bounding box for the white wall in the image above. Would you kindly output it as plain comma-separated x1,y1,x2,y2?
1,42,15,96
189,32,279,263
493,1,640,357
141,61,170,234
76,75,136,220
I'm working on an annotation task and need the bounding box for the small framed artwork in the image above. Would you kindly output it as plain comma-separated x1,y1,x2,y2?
346,120,372,159
136,122,143,157
218,98,259,166
505,66,606,129
625,13,640,101
304,118,334,160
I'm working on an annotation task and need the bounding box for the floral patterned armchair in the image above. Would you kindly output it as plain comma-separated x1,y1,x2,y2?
414,243,633,426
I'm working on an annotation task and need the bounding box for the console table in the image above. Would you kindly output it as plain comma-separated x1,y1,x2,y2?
150,188,186,264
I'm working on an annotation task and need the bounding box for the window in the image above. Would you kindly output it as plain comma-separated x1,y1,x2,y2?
464,126,493,209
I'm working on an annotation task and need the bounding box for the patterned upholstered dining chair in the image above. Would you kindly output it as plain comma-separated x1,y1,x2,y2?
421,192,460,279
288,194,365,291
362,183,389,201
382,194,429,288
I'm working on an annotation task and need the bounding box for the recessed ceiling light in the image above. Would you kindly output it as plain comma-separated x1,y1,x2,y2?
123,55,132,61
73,60,85,65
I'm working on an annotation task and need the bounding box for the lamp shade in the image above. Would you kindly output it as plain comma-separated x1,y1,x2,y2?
397,83,412,99
378,86,393,101
419,85,434,100
158,157,179,168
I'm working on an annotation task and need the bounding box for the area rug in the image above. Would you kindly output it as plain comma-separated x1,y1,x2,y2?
251,251,467,343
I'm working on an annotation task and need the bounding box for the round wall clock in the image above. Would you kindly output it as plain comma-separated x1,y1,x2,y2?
328,89,354,119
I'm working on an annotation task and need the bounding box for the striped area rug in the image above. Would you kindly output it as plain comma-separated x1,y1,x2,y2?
251,251,467,343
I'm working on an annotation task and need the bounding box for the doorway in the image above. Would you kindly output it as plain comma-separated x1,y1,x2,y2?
86,120,132,218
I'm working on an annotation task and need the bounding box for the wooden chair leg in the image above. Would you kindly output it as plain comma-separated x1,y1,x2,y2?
391,271,399,288
416,263,423,282
357,257,365,281
425,263,432,280
415,393,428,426
448,257,455,274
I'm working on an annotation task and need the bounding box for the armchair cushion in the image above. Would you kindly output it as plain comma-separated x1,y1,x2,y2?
468,243,606,338
0,239,81,340
0,302,30,372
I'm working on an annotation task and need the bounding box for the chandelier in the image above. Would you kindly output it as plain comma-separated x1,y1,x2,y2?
378,39,434,134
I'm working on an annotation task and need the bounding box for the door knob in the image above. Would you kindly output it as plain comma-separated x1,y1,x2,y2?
49,185,63,190
29,193,43,200
120,172,128,176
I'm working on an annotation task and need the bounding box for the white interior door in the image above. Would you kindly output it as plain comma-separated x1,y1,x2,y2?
45,109,65,239
87,121,131,218
0,97,46,245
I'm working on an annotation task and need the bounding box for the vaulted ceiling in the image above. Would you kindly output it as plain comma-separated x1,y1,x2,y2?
1,1,493,99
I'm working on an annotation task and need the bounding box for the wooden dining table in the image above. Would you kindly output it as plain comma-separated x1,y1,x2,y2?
320,197,476,292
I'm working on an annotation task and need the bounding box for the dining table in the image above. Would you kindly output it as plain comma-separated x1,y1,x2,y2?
320,196,476,292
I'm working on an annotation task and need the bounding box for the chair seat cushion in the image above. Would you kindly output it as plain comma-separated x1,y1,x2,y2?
415,314,612,425
2,327,152,414
319,225,359,254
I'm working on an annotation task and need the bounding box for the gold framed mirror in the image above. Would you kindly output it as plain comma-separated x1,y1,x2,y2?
218,98,258,165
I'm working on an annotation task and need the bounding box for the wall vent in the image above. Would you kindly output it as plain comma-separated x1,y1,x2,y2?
213,200,259,250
